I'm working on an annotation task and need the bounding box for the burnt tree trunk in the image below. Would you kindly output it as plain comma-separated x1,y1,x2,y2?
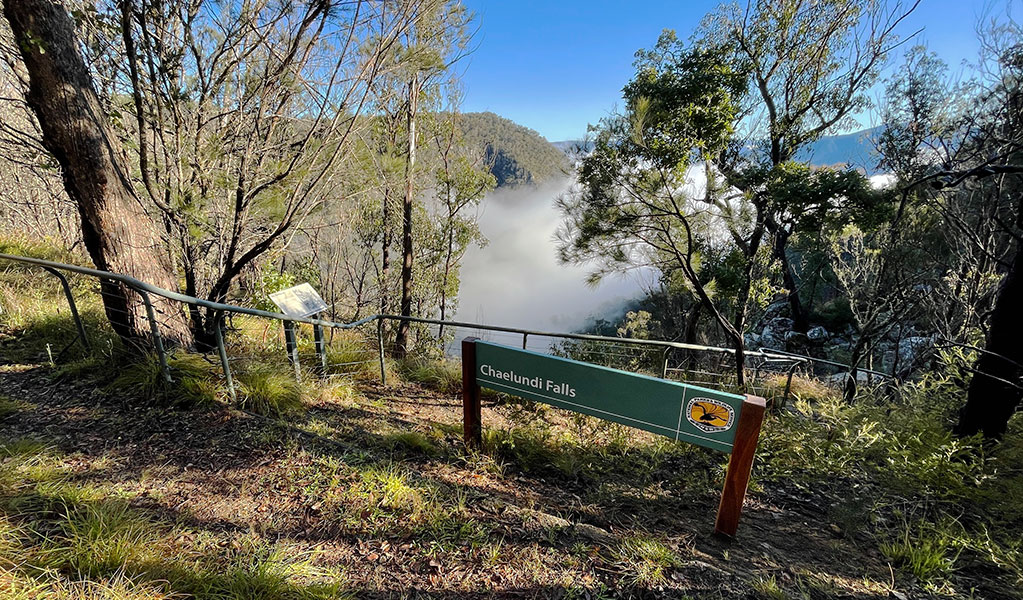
4,0,193,348
394,73,418,359
957,245,1023,438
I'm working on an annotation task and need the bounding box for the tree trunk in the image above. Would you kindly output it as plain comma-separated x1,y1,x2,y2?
844,335,869,403
381,185,391,313
394,74,418,358
776,232,809,332
438,224,454,343
4,0,192,348
679,302,701,372
957,245,1023,438
730,272,752,388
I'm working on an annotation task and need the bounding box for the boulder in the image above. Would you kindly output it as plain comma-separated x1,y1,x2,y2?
807,326,829,342
784,331,809,346
824,371,872,387
762,300,788,320
896,336,934,369
768,317,795,331
760,330,785,350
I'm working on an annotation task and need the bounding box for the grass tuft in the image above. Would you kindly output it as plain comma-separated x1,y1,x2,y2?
397,357,461,394
0,395,26,420
314,379,361,408
109,352,220,408
236,367,306,416
760,372,839,407
325,331,379,380
382,431,440,456
613,535,681,586
50,501,162,578
879,520,960,581
752,575,791,600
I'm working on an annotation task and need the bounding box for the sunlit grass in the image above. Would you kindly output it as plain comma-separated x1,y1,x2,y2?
396,356,462,394
613,534,682,586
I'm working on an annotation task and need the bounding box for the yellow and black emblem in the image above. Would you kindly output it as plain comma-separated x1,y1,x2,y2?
685,398,735,433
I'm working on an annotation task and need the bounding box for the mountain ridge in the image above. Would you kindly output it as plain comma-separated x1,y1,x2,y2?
551,127,882,174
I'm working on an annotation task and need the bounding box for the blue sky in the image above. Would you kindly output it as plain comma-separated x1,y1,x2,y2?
457,0,994,142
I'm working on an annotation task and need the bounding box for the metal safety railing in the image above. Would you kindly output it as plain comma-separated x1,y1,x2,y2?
0,252,891,406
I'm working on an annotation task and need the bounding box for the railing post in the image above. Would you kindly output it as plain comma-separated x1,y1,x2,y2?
313,317,328,375
661,347,671,379
214,314,236,403
283,320,301,381
42,267,90,351
522,332,528,350
137,288,171,383
781,362,798,409
377,317,387,386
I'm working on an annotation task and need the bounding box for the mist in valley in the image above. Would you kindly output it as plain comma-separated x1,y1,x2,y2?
453,175,652,336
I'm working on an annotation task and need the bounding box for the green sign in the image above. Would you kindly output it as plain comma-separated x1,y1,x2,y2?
474,341,746,453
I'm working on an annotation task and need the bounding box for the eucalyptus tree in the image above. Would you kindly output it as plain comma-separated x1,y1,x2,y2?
872,12,1023,437
943,28,1023,439
557,40,758,383
2,0,431,348
388,0,475,358
108,0,428,346
2,0,194,345
559,18,894,386
429,100,495,341
875,48,997,349
704,0,919,332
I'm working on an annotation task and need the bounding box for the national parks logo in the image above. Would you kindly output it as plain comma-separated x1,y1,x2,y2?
686,398,735,433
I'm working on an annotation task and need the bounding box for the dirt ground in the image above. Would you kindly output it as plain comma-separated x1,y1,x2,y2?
0,362,1004,599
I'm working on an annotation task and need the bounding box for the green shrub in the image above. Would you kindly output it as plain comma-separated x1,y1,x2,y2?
483,427,558,474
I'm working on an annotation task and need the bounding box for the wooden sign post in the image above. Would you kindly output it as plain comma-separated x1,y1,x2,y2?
714,394,766,537
462,337,483,448
460,337,766,538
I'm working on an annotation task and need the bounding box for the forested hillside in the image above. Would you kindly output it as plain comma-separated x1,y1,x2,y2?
458,112,570,187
